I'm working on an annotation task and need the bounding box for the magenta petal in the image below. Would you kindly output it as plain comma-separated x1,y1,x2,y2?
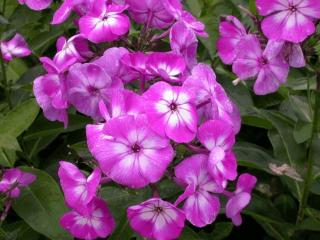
226,192,251,226
20,0,52,10
236,173,257,194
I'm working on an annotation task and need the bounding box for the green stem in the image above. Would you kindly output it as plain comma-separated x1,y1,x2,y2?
1,0,6,15
296,74,320,224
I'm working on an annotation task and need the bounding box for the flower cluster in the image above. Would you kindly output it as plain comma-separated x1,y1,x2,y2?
217,0,320,95
25,0,258,239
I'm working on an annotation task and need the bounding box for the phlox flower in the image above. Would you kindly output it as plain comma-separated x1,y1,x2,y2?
58,161,101,210
281,42,305,68
0,33,31,62
127,198,185,240
66,63,122,121
18,0,52,11
257,0,320,43
147,52,186,82
0,168,36,198
198,120,237,185
183,63,241,133
143,81,197,143
54,35,93,67
170,22,198,69
216,15,248,64
174,154,222,227
226,173,257,226
86,114,174,188
163,0,208,37
232,35,289,95
79,1,130,43
126,0,174,29
60,197,115,240
120,52,152,77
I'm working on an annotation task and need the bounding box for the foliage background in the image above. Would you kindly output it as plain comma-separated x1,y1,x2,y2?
0,0,320,239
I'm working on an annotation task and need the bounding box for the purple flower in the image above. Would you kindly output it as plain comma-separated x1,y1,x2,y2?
257,0,320,43
94,47,138,83
147,52,186,82
120,52,153,77
198,120,237,185
126,0,174,29
54,35,93,67
60,197,115,240
58,161,101,210
79,1,130,43
183,63,241,133
163,0,208,37
143,81,197,143
174,154,222,227
226,173,257,226
66,63,122,121
33,74,69,128
282,42,306,68
0,34,31,62
18,0,52,10
233,35,289,95
86,114,174,188
127,198,185,240
0,168,36,198
217,16,248,64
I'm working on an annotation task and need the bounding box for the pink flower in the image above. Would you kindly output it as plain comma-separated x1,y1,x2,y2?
120,52,153,77
126,0,174,29
54,35,93,67
198,120,237,184
183,63,241,133
233,35,289,95
174,154,222,227
282,42,306,68
226,173,257,226
86,114,174,188
60,197,115,240
217,16,248,64
170,22,198,69
94,47,138,83
79,1,130,43
143,81,197,143
18,0,52,10
147,52,186,82
127,198,185,240
163,0,208,37
58,161,101,210
66,63,121,121
33,74,69,128
0,168,36,198
0,34,31,62
257,0,320,43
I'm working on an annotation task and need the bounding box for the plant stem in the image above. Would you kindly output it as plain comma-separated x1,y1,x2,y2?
1,0,6,15
296,74,320,224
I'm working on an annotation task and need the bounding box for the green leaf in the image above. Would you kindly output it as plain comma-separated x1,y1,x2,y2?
0,148,16,167
0,98,39,137
298,218,320,231
289,95,312,122
185,0,202,17
180,227,203,240
293,121,313,143
70,141,92,160
0,134,21,151
208,222,233,239
6,58,28,83
12,167,72,240
3,221,40,240
249,0,257,15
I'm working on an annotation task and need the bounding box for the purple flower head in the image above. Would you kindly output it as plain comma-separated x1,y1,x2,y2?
66,63,122,121
58,161,101,210
226,173,257,226
33,74,69,128
0,168,36,198
126,0,174,29
217,15,248,64
79,1,130,43
0,34,31,62
60,197,115,240
233,35,289,95
94,47,138,83
163,0,208,37
143,81,197,143
127,198,185,240
86,114,174,188
174,154,222,227
198,120,237,185
183,64,241,133
257,0,320,43
147,52,186,82
170,22,198,69
18,0,52,10
54,35,93,67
